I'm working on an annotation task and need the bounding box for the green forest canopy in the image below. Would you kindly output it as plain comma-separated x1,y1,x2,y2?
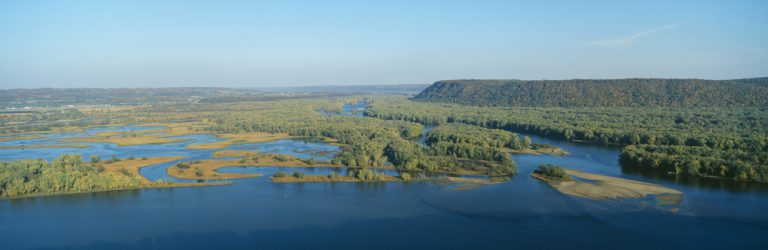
413,78,768,107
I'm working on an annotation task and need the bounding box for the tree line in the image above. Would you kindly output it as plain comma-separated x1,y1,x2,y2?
0,155,143,198
414,78,768,107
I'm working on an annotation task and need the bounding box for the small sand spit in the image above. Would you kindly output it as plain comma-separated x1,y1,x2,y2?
535,169,682,202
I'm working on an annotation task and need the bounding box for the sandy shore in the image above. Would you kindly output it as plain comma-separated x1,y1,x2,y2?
533,169,682,202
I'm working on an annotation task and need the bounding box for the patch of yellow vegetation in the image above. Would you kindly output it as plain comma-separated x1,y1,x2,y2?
95,156,184,183
0,135,43,142
166,159,262,180
47,126,88,133
533,169,682,202
0,144,90,149
186,132,291,150
59,135,185,146
212,150,260,158
167,153,342,180
142,122,211,137
78,105,141,113
48,123,211,147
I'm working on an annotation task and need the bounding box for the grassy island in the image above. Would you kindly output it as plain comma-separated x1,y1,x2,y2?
167,153,346,180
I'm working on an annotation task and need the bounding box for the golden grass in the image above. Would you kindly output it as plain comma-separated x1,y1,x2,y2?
43,122,210,147
59,135,185,146
186,132,291,150
0,135,43,142
0,144,91,149
78,105,141,113
212,150,260,158
533,169,682,202
166,153,343,180
166,159,263,180
96,156,184,183
141,122,211,137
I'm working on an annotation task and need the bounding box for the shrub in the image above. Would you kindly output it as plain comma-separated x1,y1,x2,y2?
176,162,191,169
141,157,148,160
302,159,315,165
273,172,288,178
195,167,203,177
401,172,412,181
534,164,567,179
90,155,100,163
292,171,305,178
127,156,135,160
118,168,132,176
274,155,289,162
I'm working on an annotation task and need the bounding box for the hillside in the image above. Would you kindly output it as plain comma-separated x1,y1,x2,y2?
413,78,768,107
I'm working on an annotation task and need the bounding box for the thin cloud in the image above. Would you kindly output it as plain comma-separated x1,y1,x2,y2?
582,22,682,49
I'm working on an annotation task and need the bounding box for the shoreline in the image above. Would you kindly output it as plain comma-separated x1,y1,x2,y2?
0,182,232,201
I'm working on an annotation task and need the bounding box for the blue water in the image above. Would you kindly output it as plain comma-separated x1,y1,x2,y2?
1,125,767,249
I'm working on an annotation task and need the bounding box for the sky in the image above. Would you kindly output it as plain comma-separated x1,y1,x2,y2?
1,0,766,88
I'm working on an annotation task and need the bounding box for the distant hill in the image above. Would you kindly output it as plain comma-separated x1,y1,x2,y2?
256,84,430,95
412,78,768,107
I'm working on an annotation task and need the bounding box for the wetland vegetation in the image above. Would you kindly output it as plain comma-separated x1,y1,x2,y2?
1,83,766,249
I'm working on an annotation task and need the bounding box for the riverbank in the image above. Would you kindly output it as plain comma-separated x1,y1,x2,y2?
0,181,232,200
271,174,402,183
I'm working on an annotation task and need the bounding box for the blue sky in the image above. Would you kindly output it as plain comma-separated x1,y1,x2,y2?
1,0,766,88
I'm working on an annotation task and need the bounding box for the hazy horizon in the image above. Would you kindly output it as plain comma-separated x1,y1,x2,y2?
2,0,767,88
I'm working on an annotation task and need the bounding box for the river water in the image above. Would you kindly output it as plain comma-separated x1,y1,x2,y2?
1,105,767,249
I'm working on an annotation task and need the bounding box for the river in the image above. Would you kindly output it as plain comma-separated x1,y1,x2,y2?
0,104,767,249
